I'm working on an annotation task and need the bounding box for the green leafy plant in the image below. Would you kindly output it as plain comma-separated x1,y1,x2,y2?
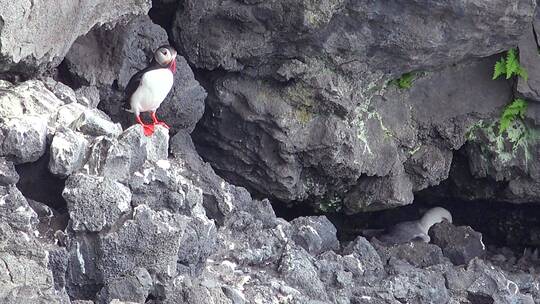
391,72,415,89
493,48,528,81
499,98,527,135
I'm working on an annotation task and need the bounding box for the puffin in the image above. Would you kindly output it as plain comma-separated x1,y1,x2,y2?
124,45,177,136
376,207,453,245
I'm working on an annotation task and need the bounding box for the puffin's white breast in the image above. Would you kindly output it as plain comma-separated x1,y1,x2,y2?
130,68,174,113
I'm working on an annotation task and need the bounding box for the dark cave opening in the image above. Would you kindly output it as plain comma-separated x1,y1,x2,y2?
271,149,540,251
15,151,68,213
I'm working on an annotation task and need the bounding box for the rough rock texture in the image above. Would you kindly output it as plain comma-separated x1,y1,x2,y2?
430,222,486,266
64,15,207,133
180,0,530,211
0,0,151,76
1,1,540,303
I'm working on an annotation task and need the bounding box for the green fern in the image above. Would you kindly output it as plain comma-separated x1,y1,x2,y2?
493,58,506,80
391,72,415,89
499,98,527,135
493,48,528,81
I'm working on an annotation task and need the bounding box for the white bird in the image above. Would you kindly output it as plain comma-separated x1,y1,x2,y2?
377,207,453,245
124,45,177,136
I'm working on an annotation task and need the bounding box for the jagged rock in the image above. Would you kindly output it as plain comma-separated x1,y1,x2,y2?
342,237,385,278
48,127,89,177
0,0,151,75
278,246,328,301
344,170,414,213
0,218,69,303
193,52,514,212
0,185,38,232
517,22,540,102
63,173,132,232
0,157,19,185
65,15,206,133
373,240,449,269
0,115,48,164
65,233,102,299
430,222,486,266
96,267,152,304
445,259,536,303
75,86,101,109
177,217,218,276
98,205,188,282
70,108,123,138
382,262,450,304
290,216,339,255
170,131,255,223
83,125,169,181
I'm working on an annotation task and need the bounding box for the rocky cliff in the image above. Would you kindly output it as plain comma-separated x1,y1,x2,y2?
1,0,540,303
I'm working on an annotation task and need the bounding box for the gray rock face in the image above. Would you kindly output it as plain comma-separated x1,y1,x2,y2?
192,46,516,212
63,173,132,232
290,216,339,255
0,115,48,164
430,222,486,266
48,127,89,177
0,0,151,75
0,157,19,185
64,15,207,133
98,205,188,282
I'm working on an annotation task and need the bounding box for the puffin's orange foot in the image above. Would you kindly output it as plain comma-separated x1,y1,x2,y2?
142,124,155,136
156,121,170,129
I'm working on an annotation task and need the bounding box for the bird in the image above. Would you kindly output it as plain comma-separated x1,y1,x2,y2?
124,45,177,136
376,207,453,245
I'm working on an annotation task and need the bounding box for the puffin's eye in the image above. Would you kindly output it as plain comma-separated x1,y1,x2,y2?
161,49,168,55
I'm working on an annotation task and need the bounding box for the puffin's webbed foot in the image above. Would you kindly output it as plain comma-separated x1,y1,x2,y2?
136,115,155,136
151,111,170,129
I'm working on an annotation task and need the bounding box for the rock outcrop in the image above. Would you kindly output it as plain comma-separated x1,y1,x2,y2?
175,0,538,212
0,0,151,77
1,1,540,303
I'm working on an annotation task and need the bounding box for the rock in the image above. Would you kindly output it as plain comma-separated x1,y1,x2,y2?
0,185,38,232
192,53,513,212
0,115,48,164
445,259,535,303
75,86,101,109
517,23,540,102
430,223,486,266
0,157,19,185
48,127,89,177
0,0,151,75
278,246,328,301
290,216,339,255
382,263,450,304
98,205,188,282
342,237,385,278
373,240,449,269
344,170,414,213
64,15,206,133
177,217,218,276
70,108,123,138
88,125,169,181
63,173,132,232
96,267,153,304
0,217,69,303
64,233,102,299
0,80,65,120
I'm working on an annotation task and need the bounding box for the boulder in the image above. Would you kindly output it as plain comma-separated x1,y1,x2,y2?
290,216,339,255
98,205,188,282
430,222,486,266
63,173,132,232
48,127,89,177
0,0,151,75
